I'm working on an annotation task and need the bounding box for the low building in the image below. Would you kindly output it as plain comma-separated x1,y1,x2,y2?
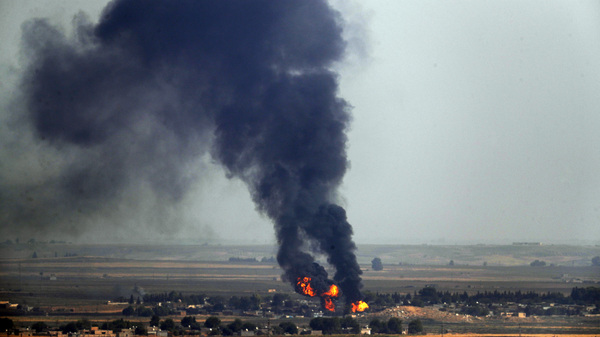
117,329,133,337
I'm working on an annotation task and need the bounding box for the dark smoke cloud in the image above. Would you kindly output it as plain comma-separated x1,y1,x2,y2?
4,0,363,306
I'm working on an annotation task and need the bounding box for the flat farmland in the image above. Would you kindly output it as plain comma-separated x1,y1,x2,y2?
1,243,599,305
1,243,599,335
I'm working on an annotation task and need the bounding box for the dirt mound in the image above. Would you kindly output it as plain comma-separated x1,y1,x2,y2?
372,306,482,323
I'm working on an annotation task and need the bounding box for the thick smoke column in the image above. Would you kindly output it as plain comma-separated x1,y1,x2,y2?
14,0,364,308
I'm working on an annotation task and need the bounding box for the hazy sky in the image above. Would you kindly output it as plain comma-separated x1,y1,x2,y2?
1,1,599,245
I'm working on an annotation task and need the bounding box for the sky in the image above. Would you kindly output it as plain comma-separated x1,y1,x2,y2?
1,1,599,245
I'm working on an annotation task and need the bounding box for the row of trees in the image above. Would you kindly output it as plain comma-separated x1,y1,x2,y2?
371,256,600,268
142,291,262,310
309,317,423,335
363,286,600,307
141,292,300,312
14,315,425,336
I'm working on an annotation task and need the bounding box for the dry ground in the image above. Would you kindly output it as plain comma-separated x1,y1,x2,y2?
1,243,599,334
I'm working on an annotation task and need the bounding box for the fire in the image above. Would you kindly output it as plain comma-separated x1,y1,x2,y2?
296,277,339,312
297,277,317,297
323,297,335,312
351,300,369,312
322,284,339,297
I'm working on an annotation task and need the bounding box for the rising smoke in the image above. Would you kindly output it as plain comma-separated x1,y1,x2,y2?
3,0,364,309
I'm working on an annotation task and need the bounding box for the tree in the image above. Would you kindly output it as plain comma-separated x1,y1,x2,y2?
221,326,234,336
461,304,489,316
135,326,148,336
368,318,386,334
0,318,14,332
408,319,423,334
250,293,261,310
102,319,131,333
418,286,439,303
137,306,154,317
31,322,48,333
592,256,600,266
204,316,221,329
227,319,243,333
149,315,160,327
241,322,257,331
371,257,383,271
309,317,341,335
160,318,175,331
152,305,169,316
448,260,454,266
530,260,546,267
341,317,360,334
270,326,284,335
76,319,92,330
122,306,135,316
32,251,38,258
387,318,403,334
279,322,298,335
272,293,290,307
181,316,197,327
61,322,78,334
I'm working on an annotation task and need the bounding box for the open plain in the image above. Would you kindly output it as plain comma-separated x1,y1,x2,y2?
1,243,599,335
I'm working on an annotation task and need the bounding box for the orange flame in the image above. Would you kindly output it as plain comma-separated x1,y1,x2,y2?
351,301,369,312
322,284,339,297
323,297,335,312
297,277,317,297
297,277,340,312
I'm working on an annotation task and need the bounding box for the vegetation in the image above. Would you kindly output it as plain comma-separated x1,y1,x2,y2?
143,291,261,311
0,318,14,332
31,322,48,333
407,319,423,334
387,317,403,334
341,316,360,334
228,257,258,263
134,326,148,336
204,316,221,329
371,257,383,271
149,315,160,327
361,285,600,308
309,317,341,335
60,319,91,334
2,243,600,336
279,321,298,335
101,319,132,332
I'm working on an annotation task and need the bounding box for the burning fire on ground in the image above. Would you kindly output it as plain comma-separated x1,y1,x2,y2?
351,300,369,312
297,277,368,313
297,277,339,311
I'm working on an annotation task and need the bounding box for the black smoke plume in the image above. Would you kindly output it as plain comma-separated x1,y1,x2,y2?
10,0,363,308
